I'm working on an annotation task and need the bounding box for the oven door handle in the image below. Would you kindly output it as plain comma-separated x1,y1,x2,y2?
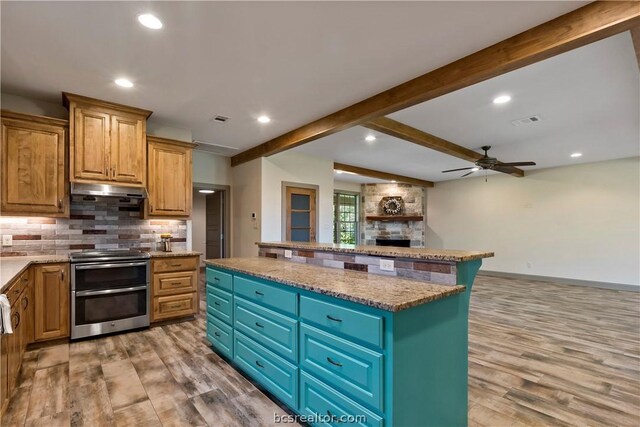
75,285,148,297
75,262,148,270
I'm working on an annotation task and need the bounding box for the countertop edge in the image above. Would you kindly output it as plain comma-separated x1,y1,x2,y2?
205,259,466,312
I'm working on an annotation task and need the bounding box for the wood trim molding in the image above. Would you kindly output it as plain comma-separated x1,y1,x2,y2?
147,135,198,148
363,117,525,177
334,162,434,188
62,92,153,118
0,109,68,127
231,2,640,166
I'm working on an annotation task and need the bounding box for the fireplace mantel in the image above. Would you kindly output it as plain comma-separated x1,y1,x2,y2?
366,215,423,222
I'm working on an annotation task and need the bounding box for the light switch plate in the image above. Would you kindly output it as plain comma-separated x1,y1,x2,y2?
284,250,293,259
379,259,394,271
2,235,13,247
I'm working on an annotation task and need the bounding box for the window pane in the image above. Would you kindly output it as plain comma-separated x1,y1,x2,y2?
291,212,310,227
291,194,310,210
291,228,310,242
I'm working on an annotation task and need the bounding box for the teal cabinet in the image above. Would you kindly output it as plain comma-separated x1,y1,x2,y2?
206,262,480,427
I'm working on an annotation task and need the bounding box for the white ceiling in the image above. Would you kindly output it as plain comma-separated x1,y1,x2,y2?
1,1,586,151
297,32,640,182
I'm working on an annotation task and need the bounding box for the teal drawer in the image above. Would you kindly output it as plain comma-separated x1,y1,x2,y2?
207,313,233,359
234,276,297,316
207,285,233,325
300,372,383,427
234,331,298,408
300,296,384,349
300,324,383,412
234,296,298,363
206,268,233,292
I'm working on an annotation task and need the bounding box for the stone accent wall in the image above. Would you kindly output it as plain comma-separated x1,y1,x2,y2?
258,246,457,285
0,199,187,257
361,183,425,247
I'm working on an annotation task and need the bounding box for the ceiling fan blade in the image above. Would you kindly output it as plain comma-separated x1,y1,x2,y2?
498,161,537,167
460,170,476,177
442,167,475,173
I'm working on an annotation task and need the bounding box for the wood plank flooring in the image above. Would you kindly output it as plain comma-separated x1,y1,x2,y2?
2,274,639,426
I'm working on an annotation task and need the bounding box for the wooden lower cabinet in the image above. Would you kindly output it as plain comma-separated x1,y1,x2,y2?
151,256,199,322
34,263,69,341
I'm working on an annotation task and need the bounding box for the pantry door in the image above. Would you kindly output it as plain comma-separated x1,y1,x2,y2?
285,186,317,242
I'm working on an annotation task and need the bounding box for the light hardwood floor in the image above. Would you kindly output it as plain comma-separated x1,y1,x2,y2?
2,274,639,426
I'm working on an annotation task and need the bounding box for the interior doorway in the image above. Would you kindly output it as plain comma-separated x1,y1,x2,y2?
284,185,317,242
192,184,230,260
206,190,224,259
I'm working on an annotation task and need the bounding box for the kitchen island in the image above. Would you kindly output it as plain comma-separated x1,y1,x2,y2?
205,247,492,427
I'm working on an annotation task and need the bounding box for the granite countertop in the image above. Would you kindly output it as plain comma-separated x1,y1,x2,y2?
148,250,202,258
0,255,69,293
206,257,465,312
258,241,494,262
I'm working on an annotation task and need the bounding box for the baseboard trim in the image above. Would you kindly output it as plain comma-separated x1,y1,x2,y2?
478,270,639,292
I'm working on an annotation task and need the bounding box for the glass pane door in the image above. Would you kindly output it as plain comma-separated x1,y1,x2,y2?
286,187,316,242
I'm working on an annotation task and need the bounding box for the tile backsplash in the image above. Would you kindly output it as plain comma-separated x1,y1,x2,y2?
0,199,187,257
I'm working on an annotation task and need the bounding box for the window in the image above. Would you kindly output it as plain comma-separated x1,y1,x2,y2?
333,192,359,244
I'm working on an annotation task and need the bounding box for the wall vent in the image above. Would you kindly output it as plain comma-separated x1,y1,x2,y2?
511,115,542,126
210,115,230,123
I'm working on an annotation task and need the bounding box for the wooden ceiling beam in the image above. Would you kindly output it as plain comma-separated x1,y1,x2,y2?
363,117,525,177
231,2,640,166
334,162,434,187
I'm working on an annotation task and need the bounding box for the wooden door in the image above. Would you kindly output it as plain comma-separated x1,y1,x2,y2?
111,114,145,186
206,191,224,258
34,264,69,341
72,108,110,182
147,137,194,217
285,187,317,242
1,113,67,216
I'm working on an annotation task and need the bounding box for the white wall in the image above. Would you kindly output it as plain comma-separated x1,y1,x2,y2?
192,190,207,263
193,151,232,186
261,152,334,243
427,157,640,286
334,180,362,193
231,158,262,257
2,92,68,118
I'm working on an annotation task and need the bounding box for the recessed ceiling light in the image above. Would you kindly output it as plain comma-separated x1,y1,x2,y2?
115,78,134,88
570,152,582,158
199,189,215,194
365,135,376,142
257,115,271,124
138,14,163,29
390,180,397,183
493,95,511,104
471,167,480,172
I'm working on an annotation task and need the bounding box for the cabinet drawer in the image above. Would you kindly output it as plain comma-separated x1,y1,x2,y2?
234,296,297,363
206,268,233,292
207,313,233,360
207,285,233,325
300,372,383,427
300,296,383,349
234,331,298,409
234,276,297,316
6,269,30,306
300,324,383,412
153,271,197,296
153,256,198,273
153,293,197,321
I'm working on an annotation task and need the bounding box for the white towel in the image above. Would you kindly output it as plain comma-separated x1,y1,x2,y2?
0,294,12,334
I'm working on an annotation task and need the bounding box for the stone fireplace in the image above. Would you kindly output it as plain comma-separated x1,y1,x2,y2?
361,183,425,247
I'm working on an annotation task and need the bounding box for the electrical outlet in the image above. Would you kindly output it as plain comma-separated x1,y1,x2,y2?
379,259,394,272
284,250,293,259
2,235,12,247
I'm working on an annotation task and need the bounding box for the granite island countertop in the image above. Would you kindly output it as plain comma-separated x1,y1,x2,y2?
206,257,465,312
257,241,493,262
0,255,69,293
147,250,202,258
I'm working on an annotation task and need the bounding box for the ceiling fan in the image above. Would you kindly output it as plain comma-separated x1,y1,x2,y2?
442,146,536,177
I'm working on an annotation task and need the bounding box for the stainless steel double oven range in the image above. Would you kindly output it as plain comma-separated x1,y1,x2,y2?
70,249,151,340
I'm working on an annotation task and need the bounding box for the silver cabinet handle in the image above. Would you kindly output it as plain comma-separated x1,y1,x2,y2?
326,315,342,323
327,357,343,367
75,261,147,270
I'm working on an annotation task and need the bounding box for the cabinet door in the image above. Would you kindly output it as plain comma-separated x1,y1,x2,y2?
21,277,34,345
72,108,110,182
147,140,192,217
1,118,67,215
34,264,70,341
111,114,145,186
7,306,21,388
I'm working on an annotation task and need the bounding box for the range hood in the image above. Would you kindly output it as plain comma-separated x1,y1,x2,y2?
71,183,147,199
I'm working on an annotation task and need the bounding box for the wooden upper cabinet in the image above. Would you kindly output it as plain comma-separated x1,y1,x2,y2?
63,92,152,187
146,136,196,218
1,110,69,217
